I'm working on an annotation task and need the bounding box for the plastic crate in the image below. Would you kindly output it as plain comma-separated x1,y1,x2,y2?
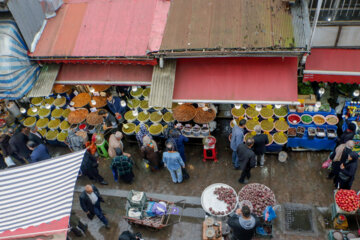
126,205,144,219
127,190,147,208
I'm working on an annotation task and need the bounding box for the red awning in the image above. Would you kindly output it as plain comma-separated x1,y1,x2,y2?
172,57,298,104
56,64,153,85
304,49,360,84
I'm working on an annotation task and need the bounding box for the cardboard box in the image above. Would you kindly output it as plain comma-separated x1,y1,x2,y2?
298,94,316,105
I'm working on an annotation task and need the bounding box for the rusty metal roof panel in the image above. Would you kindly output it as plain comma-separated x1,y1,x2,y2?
149,60,176,108
160,0,297,52
30,0,170,58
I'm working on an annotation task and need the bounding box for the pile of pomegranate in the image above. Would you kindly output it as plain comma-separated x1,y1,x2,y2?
238,183,275,216
208,186,237,216
335,189,359,212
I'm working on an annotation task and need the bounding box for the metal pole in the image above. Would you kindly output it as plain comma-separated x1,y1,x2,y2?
308,0,323,51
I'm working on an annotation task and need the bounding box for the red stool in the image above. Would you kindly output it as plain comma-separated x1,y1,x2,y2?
202,136,217,162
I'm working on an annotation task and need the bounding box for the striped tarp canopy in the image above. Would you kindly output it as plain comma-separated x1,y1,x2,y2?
0,20,40,99
0,150,86,239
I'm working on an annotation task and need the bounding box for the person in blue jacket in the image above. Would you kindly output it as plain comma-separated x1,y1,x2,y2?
27,141,51,163
107,93,126,122
168,129,189,162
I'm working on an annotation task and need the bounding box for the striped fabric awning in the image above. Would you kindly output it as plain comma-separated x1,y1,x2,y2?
0,20,40,99
0,150,86,239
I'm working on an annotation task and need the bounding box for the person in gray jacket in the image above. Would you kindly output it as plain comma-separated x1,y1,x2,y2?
227,205,259,240
237,138,256,184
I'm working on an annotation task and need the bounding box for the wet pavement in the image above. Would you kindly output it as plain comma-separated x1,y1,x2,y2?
63,119,360,239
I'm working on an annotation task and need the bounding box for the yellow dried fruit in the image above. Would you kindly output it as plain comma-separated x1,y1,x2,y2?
130,88,143,97
231,107,245,117
140,100,149,109
46,130,58,140
261,120,274,131
163,112,174,122
122,123,136,134
124,111,136,121
246,107,259,118
149,124,163,135
31,97,43,105
48,119,60,129
260,108,273,118
51,108,63,118
143,88,150,97
42,97,55,105
24,117,36,127
27,107,40,116
127,99,140,109
39,108,51,117
62,108,71,118
273,132,288,145
150,112,162,122
54,97,66,107
36,118,49,128
245,119,259,131
137,111,150,122
60,121,70,130
275,120,289,131
57,132,68,142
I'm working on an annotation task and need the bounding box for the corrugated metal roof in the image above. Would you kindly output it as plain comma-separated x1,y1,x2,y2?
7,0,45,50
291,0,310,48
30,0,170,58
26,64,60,97
149,60,176,108
160,0,296,52
55,64,153,85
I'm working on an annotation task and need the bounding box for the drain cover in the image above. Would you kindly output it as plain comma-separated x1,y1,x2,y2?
284,204,314,233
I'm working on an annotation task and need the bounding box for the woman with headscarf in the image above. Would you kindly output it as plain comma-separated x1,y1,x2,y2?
140,135,162,171
162,142,185,183
168,129,189,162
111,148,134,184
136,123,152,148
108,131,130,158
328,140,355,181
337,151,359,189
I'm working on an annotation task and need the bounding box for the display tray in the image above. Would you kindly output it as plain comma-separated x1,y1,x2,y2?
333,190,358,215
201,183,238,217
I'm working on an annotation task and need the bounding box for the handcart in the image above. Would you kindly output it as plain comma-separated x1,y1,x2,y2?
123,195,186,230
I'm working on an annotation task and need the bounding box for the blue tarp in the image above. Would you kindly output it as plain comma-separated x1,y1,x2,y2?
0,20,40,99
286,111,337,151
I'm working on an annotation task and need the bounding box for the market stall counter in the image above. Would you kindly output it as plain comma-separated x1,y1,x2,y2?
286,109,338,151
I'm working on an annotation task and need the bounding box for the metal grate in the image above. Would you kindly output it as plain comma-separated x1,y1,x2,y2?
309,0,360,22
284,204,314,233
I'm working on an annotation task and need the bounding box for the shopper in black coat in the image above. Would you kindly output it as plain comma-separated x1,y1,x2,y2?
81,151,108,185
337,117,356,146
237,139,256,184
227,205,259,240
9,127,31,163
79,185,110,229
337,151,359,189
252,125,269,167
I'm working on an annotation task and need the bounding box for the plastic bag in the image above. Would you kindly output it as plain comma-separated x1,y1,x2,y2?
322,158,332,169
4,156,15,167
263,206,276,221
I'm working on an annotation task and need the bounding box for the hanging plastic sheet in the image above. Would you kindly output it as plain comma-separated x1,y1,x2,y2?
0,20,40,99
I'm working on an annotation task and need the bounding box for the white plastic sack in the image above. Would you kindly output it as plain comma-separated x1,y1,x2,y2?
39,0,63,19
5,156,15,167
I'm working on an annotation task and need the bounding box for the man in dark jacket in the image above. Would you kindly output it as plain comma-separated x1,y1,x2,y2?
227,205,258,240
9,126,31,163
118,231,142,240
0,130,23,165
81,151,108,185
337,117,356,146
253,125,269,167
79,185,110,229
27,141,51,163
237,139,256,184
28,126,44,145
337,151,358,189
